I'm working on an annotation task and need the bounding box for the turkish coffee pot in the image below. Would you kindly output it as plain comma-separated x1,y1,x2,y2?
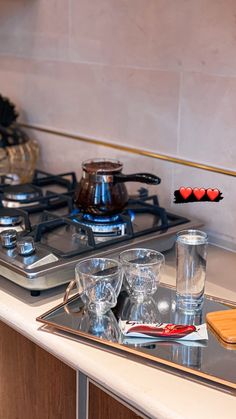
75,159,161,216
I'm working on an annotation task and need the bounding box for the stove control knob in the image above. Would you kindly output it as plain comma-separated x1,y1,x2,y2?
16,237,35,256
0,229,17,248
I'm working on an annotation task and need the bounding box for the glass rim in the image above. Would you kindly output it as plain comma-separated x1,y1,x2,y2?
176,229,208,238
75,257,121,277
176,229,208,244
119,248,165,266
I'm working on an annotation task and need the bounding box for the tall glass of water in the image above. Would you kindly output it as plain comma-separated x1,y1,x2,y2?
176,230,208,312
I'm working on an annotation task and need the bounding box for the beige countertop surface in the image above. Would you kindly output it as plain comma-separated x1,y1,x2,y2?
0,244,236,419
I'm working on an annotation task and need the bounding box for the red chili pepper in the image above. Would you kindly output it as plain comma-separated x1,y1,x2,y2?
126,323,196,338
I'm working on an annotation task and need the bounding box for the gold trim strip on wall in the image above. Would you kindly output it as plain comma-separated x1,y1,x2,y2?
20,123,236,177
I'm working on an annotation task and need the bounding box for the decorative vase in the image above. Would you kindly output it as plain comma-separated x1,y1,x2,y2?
0,95,39,184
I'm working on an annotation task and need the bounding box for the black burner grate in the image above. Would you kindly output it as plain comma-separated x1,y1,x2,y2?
0,170,78,214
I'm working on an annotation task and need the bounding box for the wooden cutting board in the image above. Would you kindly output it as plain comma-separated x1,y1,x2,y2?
206,309,236,344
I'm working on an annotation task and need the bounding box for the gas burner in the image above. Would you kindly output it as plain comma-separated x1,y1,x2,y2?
82,214,120,223
0,214,21,226
71,213,133,241
0,208,31,233
0,173,21,185
2,184,43,208
0,170,77,215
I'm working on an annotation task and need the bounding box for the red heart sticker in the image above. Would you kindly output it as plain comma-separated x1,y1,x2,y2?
206,188,219,201
179,187,192,200
193,188,205,200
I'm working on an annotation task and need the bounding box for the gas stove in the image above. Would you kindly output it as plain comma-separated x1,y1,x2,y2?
0,170,202,295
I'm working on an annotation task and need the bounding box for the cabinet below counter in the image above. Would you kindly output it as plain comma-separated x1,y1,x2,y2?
0,321,146,419
0,245,236,419
0,321,76,419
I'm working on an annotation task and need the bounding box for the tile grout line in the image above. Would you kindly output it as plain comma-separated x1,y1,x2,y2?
170,71,183,209
1,51,236,79
176,71,183,156
68,0,72,62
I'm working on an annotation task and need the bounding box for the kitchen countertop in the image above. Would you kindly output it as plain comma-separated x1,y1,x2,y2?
0,244,236,419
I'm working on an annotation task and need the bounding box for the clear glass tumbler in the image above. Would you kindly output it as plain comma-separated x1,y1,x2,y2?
75,258,123,315
176,230,208,312
119,248,165,301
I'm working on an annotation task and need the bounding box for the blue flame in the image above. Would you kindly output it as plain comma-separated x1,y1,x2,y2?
128,209,136,221
70,208,80,216
83,214,120,223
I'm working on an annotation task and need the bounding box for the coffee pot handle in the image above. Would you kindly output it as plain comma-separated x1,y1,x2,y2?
114,173,161,185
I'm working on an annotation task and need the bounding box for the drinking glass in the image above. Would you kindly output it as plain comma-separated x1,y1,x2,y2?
64,258,123,315
176,230,208,312
119,248,165,301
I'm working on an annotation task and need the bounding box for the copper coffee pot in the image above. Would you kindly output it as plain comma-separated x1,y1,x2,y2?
75,159,161,216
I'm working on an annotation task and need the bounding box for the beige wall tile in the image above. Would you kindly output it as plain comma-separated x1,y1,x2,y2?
70,0,236,75
0,56,179,154
180,0,236,75
2,1,236,75
0,57,31,113
179,72,236,170
69,0,185,69
0,0,69,61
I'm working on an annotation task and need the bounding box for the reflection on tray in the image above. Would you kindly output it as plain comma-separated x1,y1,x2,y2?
75,309,121,343
123,336,207,369
37,284,236,392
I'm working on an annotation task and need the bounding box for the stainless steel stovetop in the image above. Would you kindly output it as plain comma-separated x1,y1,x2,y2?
0,170,202,295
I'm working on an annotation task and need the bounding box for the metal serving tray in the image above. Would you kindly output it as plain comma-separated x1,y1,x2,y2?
37,284,236,394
